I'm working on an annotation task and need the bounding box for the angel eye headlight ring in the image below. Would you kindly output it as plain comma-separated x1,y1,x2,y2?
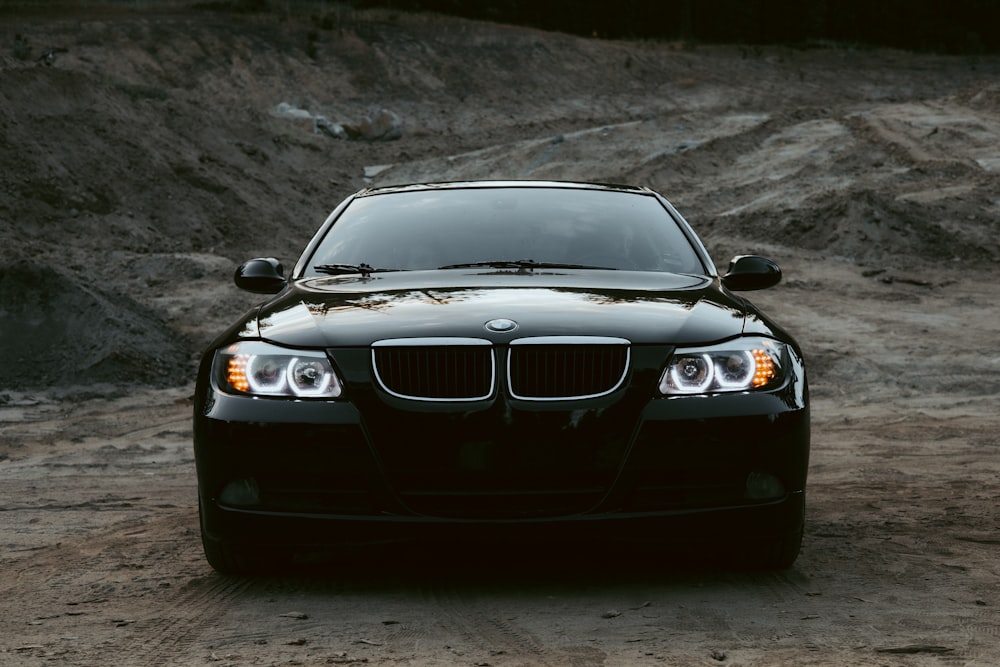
216,341,343,399
659,338,787,395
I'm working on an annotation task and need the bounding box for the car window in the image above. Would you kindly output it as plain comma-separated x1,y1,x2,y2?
303,187,707,275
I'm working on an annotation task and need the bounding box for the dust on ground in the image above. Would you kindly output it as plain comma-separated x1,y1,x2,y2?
1,6,999,666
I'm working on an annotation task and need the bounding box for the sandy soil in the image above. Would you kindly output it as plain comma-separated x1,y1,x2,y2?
1,6,999,666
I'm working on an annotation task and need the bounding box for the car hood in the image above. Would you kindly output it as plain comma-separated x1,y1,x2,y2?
253,269,755,347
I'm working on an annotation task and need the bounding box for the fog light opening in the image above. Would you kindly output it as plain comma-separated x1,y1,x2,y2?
745,472,785,500
219,478,261,507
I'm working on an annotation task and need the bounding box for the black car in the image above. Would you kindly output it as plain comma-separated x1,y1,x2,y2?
193,181,809,573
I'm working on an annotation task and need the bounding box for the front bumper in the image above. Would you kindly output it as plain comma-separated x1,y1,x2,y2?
204,490,805,551
194,380,810,549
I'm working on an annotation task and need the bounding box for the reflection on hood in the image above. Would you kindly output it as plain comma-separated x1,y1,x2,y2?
254,271,753,348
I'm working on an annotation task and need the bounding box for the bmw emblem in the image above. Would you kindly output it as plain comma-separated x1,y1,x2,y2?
485,318,518,333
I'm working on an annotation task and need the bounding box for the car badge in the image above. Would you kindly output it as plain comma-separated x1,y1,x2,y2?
485,318,517,333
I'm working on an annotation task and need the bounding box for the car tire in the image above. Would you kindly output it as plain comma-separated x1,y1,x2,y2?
199,501,287,575
737,492,805,570
746,521,803,570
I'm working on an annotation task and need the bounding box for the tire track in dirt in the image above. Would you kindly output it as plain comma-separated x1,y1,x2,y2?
1,507,193,595
421,584,569,666
0,508,203,665
129,575,252,664
0,516,143,605
962,604,1000,664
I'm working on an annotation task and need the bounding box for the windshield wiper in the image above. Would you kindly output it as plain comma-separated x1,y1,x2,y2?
313,263,403,277
437,259,616,271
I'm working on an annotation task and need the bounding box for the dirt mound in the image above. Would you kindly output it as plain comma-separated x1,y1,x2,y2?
709,188,1000,267
960,82,1000,112
0,260,190,391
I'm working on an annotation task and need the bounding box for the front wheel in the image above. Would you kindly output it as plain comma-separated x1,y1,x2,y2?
736,493,805,570
199,501,288,575
742,521,803,570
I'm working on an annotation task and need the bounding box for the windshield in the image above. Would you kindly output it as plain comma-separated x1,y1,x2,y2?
303,186,707,276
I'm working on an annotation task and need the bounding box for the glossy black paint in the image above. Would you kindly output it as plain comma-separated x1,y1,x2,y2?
722,255,783,291
234,257,285,294
193,181,810,573
250,272,757,348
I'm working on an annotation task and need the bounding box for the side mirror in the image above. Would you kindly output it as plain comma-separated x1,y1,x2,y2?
234,257,286,294
721,255,782,291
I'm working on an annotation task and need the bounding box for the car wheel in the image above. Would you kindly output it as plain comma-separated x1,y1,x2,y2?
744,521,803,570
736,492,805,570
199,501,287,575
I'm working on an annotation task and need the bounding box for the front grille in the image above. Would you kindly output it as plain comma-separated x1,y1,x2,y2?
372,336,630,401
372,338,495,400
508,337,630,400
397,482,608,519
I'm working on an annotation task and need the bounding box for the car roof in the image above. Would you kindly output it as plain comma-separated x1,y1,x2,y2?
356,180,656,198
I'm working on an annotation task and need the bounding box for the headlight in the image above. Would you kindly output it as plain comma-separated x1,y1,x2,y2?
215,341,343,398
659,337,787,395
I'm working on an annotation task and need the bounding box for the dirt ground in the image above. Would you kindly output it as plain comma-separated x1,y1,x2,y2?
2,5,999,666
